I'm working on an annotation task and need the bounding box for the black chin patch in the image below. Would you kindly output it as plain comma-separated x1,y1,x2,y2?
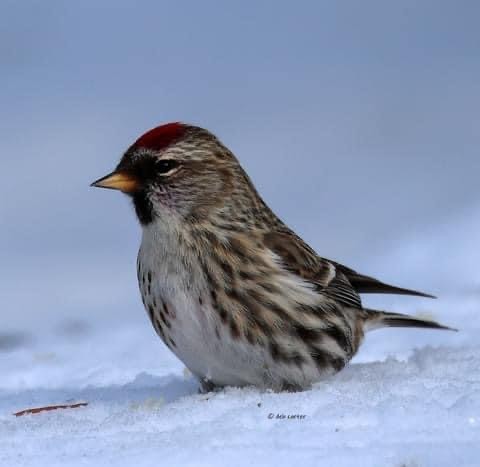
132,191,154,225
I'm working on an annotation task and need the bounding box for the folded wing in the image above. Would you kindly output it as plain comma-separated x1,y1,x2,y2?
263,231,435,307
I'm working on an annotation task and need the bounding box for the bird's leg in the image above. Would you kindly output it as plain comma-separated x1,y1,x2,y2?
198,377,222,394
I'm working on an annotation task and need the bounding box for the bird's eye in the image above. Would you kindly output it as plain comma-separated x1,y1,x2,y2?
155,159,178,175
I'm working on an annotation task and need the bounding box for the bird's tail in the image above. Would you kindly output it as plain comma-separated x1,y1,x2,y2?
363,308,457,332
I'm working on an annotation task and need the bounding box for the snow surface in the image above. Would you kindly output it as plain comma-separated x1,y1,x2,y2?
1,293,479,467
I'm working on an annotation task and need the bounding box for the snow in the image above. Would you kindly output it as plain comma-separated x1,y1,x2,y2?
1,295,479,467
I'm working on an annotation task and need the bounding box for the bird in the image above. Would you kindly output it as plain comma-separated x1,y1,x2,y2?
91,122,454,392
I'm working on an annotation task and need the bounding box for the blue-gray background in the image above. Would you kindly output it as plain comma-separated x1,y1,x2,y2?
1,1,479,356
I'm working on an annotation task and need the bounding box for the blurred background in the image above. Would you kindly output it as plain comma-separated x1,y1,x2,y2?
1,1,479,370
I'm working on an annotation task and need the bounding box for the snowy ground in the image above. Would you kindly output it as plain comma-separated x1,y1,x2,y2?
1,291,479,467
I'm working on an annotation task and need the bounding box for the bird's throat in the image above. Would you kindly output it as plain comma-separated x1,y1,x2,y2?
133,191,155,225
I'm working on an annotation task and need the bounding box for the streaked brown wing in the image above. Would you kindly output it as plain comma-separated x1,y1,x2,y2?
262,231,362,309
263,229,435,308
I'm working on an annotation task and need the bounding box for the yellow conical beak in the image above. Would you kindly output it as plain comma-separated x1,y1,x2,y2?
90,171,139,193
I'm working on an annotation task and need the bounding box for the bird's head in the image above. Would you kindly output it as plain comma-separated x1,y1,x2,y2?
91,123,248,226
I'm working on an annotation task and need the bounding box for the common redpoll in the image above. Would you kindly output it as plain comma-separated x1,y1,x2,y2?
91,123,453,392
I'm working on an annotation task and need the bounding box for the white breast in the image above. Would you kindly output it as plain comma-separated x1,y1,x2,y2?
136,217,323,390
137,219,266,387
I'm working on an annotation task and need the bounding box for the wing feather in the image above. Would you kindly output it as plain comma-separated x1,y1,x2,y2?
332,262,435,298
263,232,362,309
262,231,434,310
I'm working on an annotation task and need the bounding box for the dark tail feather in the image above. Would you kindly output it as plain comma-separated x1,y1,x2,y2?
348,274,436,298
331,264,437,298
364,308,457,332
